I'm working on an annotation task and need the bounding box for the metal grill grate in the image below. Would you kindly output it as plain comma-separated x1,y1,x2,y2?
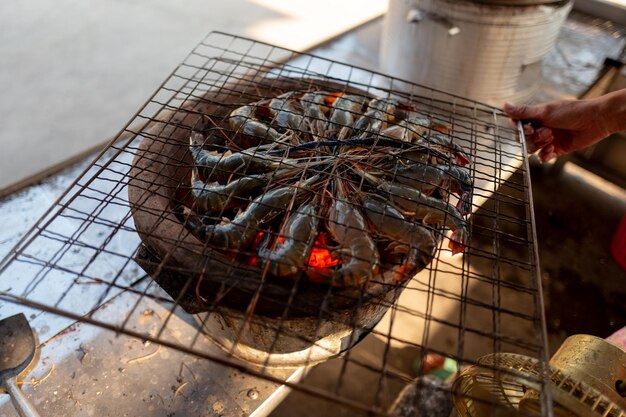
0,32,551,416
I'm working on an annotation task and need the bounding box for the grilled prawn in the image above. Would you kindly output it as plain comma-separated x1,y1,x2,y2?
229,103,282,143
186,176,315,251
185,89,474,289
327,94,367,139
190,126,293,182
361,195,436,282
321,180,380,287
257,199,320,278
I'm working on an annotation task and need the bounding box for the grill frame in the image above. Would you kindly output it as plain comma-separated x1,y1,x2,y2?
0,31,553,416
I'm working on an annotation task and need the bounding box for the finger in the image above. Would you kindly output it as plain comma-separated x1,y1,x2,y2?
523,123,535,136
539,144,556,162
530,129,553,151
528,140,548,154
503,102,546,121
535,127,553,144
527,136,539,153
541,151,558,162
526,128,553,153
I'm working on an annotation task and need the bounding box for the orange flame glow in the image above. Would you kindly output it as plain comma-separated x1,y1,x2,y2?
246,232,340,272
323,92,343,106
307,233,340,269
307,246,340,269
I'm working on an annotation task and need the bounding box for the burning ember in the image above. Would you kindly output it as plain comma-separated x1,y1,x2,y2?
246,232,340,274
307,246,340,269
306,233,341,269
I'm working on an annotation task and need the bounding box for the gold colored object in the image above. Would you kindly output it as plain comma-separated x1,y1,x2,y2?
452,335,626,417
551,335,626,408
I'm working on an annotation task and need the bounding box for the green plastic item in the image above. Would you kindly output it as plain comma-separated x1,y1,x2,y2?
413,355,459,381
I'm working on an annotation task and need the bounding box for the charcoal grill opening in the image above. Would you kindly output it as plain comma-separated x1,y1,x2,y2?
127,76,470,366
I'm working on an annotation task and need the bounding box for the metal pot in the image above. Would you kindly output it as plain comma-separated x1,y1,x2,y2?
380,0,572,105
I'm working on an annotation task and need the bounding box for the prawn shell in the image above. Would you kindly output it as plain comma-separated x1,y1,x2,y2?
258,202,320,279
361,195,436,280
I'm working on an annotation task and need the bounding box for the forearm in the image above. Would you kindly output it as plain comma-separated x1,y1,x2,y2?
594,88,626,135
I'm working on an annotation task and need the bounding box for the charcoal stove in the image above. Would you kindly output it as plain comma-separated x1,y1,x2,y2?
126,73,457,367
0,32,553,416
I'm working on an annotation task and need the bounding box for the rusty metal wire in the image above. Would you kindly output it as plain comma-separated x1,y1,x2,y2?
0,32,552,416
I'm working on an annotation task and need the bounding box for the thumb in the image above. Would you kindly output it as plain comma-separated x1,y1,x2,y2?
503,102,544,120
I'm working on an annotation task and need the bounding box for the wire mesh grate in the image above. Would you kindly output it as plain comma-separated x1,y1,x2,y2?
0,32,551,416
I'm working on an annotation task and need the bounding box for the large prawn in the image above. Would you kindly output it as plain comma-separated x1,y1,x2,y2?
186,176,316,251
352,98,411,138
314,179,380,287
417,133,471,166
327,94,367,140
381,118,470,166
257,197,320,278
190,125,294,182
361,194,436,282
300,92,330,139
390,163,473,215
228,101,283,143
355,168,468,254
267,91,306,132
190,167,294,214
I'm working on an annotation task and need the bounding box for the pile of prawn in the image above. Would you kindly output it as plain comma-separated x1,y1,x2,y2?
183,90,472,287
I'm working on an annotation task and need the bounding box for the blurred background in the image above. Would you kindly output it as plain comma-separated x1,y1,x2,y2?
0,0,386,193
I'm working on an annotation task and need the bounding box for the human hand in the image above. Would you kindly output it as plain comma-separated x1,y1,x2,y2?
503,99,611,162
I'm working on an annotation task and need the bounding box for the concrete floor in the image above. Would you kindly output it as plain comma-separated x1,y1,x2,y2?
0,0,385,194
